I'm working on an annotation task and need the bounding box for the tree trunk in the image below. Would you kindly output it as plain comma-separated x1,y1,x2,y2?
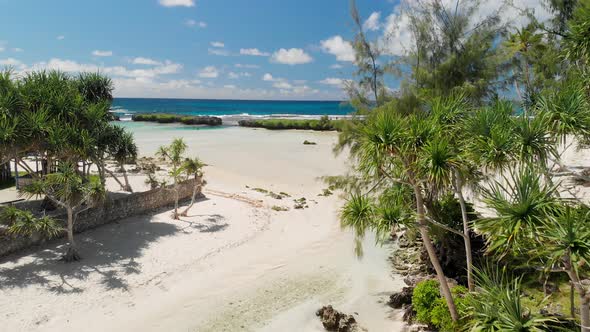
63,207,80,262
104,167,125,191
181,176,201,216
120,163,133,193
172,175,179,220
567,259,590,331
414,184,459,322
454,172,475,292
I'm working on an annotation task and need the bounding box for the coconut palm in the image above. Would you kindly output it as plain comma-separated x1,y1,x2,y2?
20,163,104,261
180,157,204,217
157,138,188,219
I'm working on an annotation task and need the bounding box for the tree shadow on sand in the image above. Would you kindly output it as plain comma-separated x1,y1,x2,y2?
0,217,179,294
178,214,229,233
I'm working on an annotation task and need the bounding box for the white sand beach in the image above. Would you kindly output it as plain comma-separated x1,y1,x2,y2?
0,125,406,331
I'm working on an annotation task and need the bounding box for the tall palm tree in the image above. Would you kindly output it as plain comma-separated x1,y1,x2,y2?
108,126,138,192
180,157,204,217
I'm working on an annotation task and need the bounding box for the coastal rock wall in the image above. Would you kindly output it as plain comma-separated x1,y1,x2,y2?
0,178,200,258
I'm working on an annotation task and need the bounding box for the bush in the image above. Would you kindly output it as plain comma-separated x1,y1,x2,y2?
132,113,222,126
413,280,471,332
413,279,441,325
237,117,346,131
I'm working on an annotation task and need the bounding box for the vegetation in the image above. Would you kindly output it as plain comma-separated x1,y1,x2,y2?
238,116,345,131
339,0,590,329
157,138,188,220
0,69,138,261
0,205,61,238
180,157,204,217
132,113,222,126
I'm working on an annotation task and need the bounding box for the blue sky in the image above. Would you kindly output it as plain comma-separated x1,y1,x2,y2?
0,0,396,100
0,0,549,100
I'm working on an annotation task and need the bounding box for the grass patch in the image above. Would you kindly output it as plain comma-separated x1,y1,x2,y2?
271,205,290,212
132,113,222,126
318,188,333,197
238,116,346,131
252,187,269,194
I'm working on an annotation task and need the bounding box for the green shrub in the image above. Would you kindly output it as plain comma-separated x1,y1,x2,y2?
413,279,441,324
237,117,346,131
413,280,472,332
132,113,222,126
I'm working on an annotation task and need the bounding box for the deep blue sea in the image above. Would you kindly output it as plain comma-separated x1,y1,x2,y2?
111,98,354,120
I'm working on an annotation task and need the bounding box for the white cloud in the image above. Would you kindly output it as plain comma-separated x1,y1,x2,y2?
319,77,351,88
273,81,293,89
27,58,182,79
92,50,113,57
270,48,313,65
364,12,381,31
235,63,260,69
112,77,337,100
0,58,24,67
211,41,224,48
12,48,23,52
208,48,230,56
186,19,206,28
0,47,4,52
223,84,236,89
159,0,195,7
381,0,552,56
320,36,355,62
240,48,270,56
131,57,162,65
330,64,343,69
262,73,274,81
56,35,65,40
228,72,251,79
198,66,219,78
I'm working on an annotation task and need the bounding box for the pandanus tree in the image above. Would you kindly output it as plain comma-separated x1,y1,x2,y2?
180,157,204,217
20,163,104,261
340,105,461,322
477,166,590,331
157,138,188,219
106,126,138,192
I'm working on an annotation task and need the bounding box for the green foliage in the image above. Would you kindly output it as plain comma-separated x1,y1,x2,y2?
0,205,61,238
413,279,442,325
132,113,222,126
413,280,471,331
238,116,345,131
467,265,556,331
477,166,558,255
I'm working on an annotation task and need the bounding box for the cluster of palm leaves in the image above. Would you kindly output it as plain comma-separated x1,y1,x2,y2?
0,69,137,261
156,138,204,219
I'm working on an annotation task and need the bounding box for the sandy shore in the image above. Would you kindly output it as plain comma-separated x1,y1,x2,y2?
0,125,406,331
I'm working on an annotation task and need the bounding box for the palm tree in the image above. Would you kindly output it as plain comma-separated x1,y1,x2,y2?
157,138,188,219
20,163,104,261
468,265,557,331
108,126,138,192
180,157,204,217
540,206,590,331
342,107,460,321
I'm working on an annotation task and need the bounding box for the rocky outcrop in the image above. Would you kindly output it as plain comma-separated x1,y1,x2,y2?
388,286,413,309
316,305,366,332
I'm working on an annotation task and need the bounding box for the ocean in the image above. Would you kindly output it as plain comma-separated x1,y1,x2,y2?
111,98,355,121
